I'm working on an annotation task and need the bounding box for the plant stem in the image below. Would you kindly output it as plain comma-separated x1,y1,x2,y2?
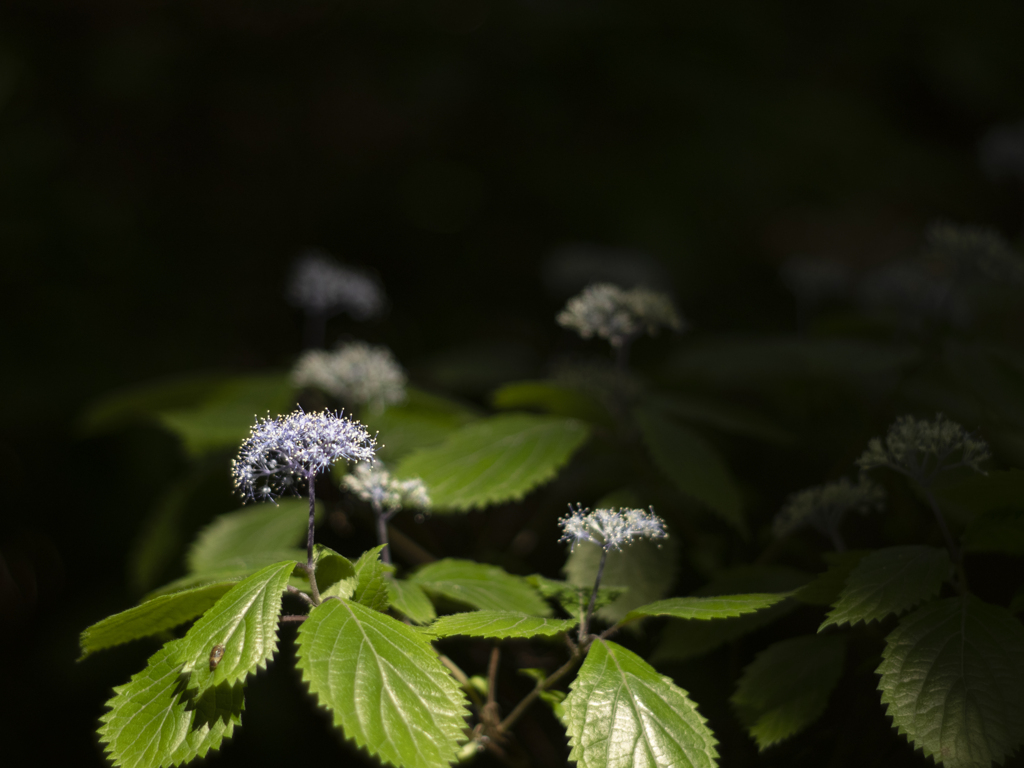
920,483,968,593
578,548,608,643
305,479,322,605
286,584,314,606
439,653,484,710
374,501,393,565
497,650,582,735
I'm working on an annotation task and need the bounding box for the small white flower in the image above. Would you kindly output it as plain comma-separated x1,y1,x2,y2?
232,409,376,501
292,341,407,411
559,504,667,551
342,462,430,514
286,250,386,321
857,413,990,482
773,476,884,540
557,283,684,348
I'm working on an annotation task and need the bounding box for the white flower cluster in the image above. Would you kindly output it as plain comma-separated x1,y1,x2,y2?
559,504,668,551
925,221,1024,284
342,462,430,513
857,413,990,481
286,251,386,321
292,341,407,411
773,476,884,539
556,283,684,348
232,409,376,501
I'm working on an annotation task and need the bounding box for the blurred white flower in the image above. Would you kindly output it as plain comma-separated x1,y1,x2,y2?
292,341,407,412
557,283,684,349
286,250,386,321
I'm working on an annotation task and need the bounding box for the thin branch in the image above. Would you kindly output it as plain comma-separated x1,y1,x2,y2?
439,653,484,710
286,584,314,606
497,651,581,735
280,615,307,624
578,549,608,643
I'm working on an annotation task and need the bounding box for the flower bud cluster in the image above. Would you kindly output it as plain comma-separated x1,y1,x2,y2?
342,462,431,514
292,342,407,412
232,409,376,501
857,413,990,481
556,283,684,348
773,476,884,539
286,251,386,321
559,504,667,551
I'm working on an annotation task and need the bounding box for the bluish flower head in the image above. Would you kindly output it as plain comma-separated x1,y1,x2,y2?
559,504,668,551
232,409,376,501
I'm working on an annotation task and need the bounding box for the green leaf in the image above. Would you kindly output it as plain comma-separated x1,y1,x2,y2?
492,380,612,425
156,373,294,456
962,508,1024,556
351,545,392,611
186,499,321,573
563,639,718,768
362,387,479,461
427,611,578,639
394,413,590,512
80,583,235,660
793,551,870,606
650,567,809,663
410,558,551,616
563,538,679,625
633,405,746,536
143,564,306,601
878,596,1024,768
296,598,469,768
642,392,791,443
820,545,950,631
173,561,294,695
526,574,624,619
731,634,847,750
386,576,436,625
624,593,794,625
99,643,245,768
314,545,357,601
78,372,231,435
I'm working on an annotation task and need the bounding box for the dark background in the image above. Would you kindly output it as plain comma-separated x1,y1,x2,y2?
2,0,1023,765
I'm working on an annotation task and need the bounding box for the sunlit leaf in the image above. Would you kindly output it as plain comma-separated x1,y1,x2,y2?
563,639,718,768
173,561,294,695
99,643,245,768
634,405,746,536
296,598,469,768
80,583,234,660
394,414,590,512
186,499,321,574
624,592,794,626
427,610,577,639
650,567,809,663
731,634,846,750
351,545,392,611
410,558,550,616
386,576,436,625
820,546,950,630
878,596,1024,768
361,387,479,461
